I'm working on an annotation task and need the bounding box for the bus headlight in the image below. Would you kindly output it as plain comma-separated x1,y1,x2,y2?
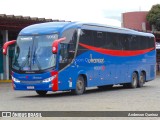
12,76,20,83
42,75,56,83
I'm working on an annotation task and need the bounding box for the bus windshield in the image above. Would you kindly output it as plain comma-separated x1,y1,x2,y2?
12,34,58,71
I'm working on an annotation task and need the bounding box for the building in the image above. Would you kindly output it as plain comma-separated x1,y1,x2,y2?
0,14,67,80
122,11,151,31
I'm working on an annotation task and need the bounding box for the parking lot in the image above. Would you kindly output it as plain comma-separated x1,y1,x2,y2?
0,74,160,113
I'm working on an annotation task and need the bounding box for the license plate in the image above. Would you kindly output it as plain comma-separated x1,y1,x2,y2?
27,86,34,89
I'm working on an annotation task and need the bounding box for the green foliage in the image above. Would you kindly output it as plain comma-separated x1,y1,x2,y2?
147,4,160,31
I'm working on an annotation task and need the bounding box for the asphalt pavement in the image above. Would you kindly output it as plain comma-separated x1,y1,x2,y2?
0,75,160,119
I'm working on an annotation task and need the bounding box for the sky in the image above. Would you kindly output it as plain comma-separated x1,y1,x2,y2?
0,0,159,27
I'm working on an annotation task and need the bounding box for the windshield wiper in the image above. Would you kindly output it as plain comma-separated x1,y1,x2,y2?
32,48,41,70
19,47,31,70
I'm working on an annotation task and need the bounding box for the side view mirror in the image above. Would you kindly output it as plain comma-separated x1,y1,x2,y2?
52,37,66,54
3,40,16,55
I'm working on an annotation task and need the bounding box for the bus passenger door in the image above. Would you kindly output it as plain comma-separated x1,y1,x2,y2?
58,28,78,90
58,43,75,90
58,44,69,90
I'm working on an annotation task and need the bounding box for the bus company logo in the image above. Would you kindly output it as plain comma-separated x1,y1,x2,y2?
86,54,104,64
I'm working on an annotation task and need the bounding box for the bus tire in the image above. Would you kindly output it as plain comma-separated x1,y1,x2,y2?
129,72,138,88
36,90,47,96
138,72,145,88
71,75,85,95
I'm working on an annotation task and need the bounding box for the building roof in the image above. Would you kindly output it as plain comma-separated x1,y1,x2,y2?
0,14,68,31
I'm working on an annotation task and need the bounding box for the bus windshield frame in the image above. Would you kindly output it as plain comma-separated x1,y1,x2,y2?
12,34,58,72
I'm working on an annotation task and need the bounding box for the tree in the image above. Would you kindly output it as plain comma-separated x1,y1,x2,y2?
147,4,160,31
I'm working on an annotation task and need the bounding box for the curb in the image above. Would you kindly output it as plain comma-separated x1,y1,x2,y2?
0,80,12,83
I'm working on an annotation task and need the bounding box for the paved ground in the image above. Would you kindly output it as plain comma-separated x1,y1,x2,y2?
0,75,160,120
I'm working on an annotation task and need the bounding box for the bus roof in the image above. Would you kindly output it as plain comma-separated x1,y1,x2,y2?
19,22,72,35
19,22,154,37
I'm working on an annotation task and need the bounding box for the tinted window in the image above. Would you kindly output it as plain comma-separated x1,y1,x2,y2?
79,28,155,51
148,37,155,48
59,29,77,70
79,30,93,47
105,33,123,50
128,36,155,50
121,34,130,50
93,31,105,47
129,35,139,50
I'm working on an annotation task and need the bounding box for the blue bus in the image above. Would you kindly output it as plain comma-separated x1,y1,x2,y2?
3,22,156,96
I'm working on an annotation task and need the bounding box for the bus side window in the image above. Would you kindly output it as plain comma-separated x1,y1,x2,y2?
79,30,94,47
129,35,137,50
59,29,77,70
93,31,105,47
122,35,130,50
105,32,114,49
59,43,69,63
148,37,155,48
106,33,123,50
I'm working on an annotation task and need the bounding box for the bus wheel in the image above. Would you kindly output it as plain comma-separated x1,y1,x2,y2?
138,72,145,88
129,72,138,88
71,75,85,95
36,90,48,96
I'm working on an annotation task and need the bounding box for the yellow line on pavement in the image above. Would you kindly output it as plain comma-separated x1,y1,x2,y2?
0,80,12,83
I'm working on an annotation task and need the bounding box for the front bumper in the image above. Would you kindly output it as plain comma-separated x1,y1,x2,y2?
13,81,54,91
12,71,58,91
